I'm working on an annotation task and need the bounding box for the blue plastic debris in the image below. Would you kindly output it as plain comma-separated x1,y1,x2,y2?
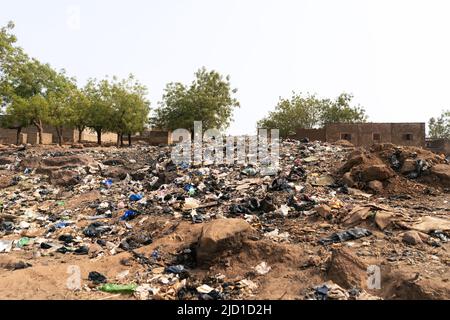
101,179,113,188
55,221,70,229
120,210,139,221
179,161,190,170
183,184,196,196
151,250,159,259
129,194,143,202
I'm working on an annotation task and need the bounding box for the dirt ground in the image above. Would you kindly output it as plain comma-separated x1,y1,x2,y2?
0,141,449,300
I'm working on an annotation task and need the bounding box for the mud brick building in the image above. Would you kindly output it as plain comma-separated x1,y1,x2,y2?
131,130,173,145
291,123,426,147
0,124,117,145
426,138,450,156
0,124,173,146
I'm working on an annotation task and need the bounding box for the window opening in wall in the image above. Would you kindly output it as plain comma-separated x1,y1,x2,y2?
403,133,413,141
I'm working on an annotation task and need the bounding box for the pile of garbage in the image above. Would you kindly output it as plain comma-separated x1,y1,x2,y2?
305,281,382,300
339,143,450,195
0,140,449,300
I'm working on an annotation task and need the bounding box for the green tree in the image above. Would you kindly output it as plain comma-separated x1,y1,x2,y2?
320,93,367,125
26,92,49,144
108,75,150,147
67,88,90,142
1,53,58,144
1,96,30,144
257,92,327,137
0,21,16,59
152,67,239,132
1,21,32,142
2,22,150,147
84,78,114,145
1,22,79,145
17,60,63,144
257,92,367,138
0,21,19,96
46,71,78,145
428,110,450,139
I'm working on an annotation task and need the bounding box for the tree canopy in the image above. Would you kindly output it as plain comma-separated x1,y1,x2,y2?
84,75,150,145
257,92,367,137
151,67,239,132
1,22,150,146
428,110,450,139
107,75,150,145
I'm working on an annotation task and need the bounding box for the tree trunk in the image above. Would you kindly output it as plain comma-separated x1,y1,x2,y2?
77,126,84,142
120,133,124,147
96,129,102,145
116,133,121,148
56,127,63,146
33,120,43,145
16,127,22,145
128,134,131,147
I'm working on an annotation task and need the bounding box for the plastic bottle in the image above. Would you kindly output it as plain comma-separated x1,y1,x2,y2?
98,283,137,293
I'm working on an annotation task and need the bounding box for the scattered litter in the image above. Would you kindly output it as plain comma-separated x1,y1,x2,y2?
129,194,143,202
120,210,139,221
183,198,200,210
0,138,447,301
165,265,186,274
88,271,107,284
254,261,271,275
319,228,372,245
196,284,214,294
306,281,382,300
98,283,137,294
264,229,290,242
239,279,258,290
0,240,14,253
17,237,31,248
101,179,113,189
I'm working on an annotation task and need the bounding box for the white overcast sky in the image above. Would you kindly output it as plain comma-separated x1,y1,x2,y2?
1,0,449,134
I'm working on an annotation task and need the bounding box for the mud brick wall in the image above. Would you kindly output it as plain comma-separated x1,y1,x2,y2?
390,123,425,147
78,129,117,143
33,125,114,144
325,123,425,147
355,123,393,146
42,125,77,143
26,132,53,145
291,128,326,142
0,129,27,144
426,138,450,156
0,128,17,144
325,123,363,145
133,130,172,145
22,126,56,144
18,125,117,144
326,123,394,147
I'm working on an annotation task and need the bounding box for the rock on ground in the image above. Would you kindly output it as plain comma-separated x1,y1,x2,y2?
49,170,80,187
359,164,394,182
402,231,424,245
430,164,450,187
327,248,368,289
196,218,255,267
368,180,384,193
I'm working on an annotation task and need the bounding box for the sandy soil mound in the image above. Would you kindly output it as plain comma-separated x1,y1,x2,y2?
338,143,450,195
